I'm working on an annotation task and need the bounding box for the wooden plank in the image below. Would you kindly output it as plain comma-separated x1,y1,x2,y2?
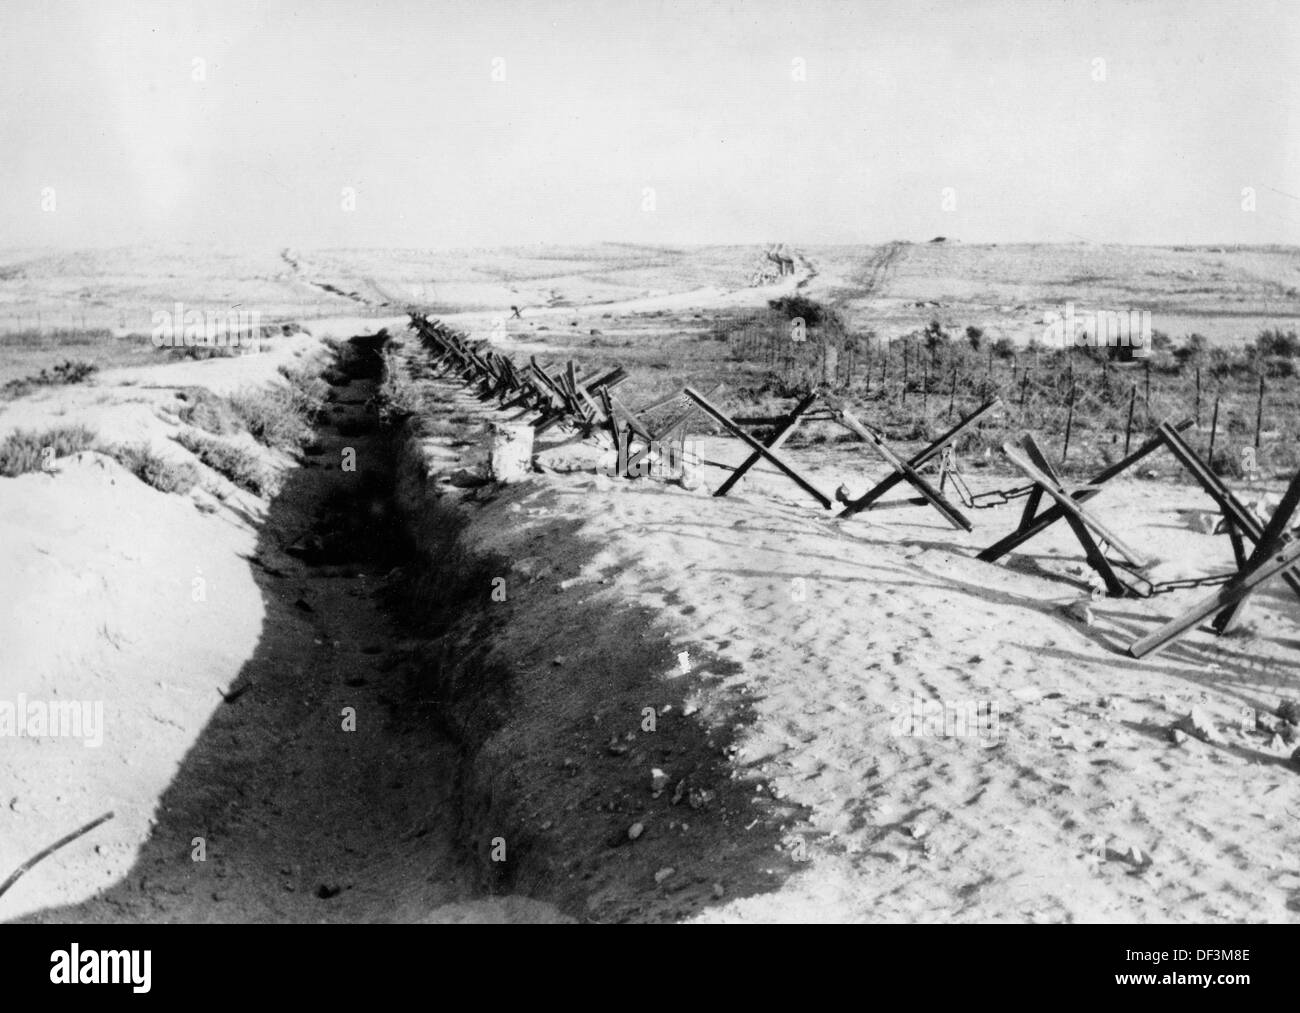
834,409,972,530
1129,538,1300,657
836,399,1000,519
714,392,818,498
683,388,833,508
1213,466,1300,632
1002,441,1150,567
1158,421,1300,606
976,420,1192,563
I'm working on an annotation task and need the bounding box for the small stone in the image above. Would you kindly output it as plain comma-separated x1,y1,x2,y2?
651,768,670,795
1061,599,1094,625
712,882,725,899
552,656,565,667
1184,706,1221,743
1169,728,1189,745
909,822,929,840
627,822,644,841
316,882,342,900
606,736,629,757
654,867,675,884
671,779,687,806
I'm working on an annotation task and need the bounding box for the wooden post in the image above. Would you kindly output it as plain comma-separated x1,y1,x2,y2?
1194,367,1201,427
1208,395,1221,467
1144,359,1152,426
1255,374,1265,450
1019,370,1030,411
948,363,958,418
1062,385,1076,466
1124,384,1136,455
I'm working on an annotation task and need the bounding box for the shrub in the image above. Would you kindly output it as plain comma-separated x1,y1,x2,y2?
227,370,326,453
108,443,200,494
2,359,99,399
0,425,97,476
1256,328,1300,359
768,295,831,326
175,430,276,496
175,387,241,435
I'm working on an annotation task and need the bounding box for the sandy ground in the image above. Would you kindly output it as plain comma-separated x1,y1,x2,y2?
382,318,1300,924
2,244,1297,923
0,321,565,923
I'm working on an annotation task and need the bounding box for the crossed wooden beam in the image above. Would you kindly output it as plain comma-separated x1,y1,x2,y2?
680,390,998,525
1130,470,1300,657
408,313,627,437
1125,426,1300,657
977,419,1194,597
683,387,835,508
834,398,1002,531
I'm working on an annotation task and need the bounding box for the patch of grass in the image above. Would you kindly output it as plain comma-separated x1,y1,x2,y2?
2,359,99,399
0,425,97,476
175,430,277,496
228,369,326,453
175,387,242,435
108,443,200,494
376,349,422,425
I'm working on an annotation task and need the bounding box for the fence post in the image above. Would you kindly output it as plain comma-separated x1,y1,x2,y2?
1124,384,1136,455
1144,359,1152,426
948,363,958,418
1062,385,1076,466
1208,395,1221,468
1194,366,1201,427
1255,374,1265,450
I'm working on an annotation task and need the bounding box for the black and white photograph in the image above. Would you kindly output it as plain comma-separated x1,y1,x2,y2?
0,0,1294,979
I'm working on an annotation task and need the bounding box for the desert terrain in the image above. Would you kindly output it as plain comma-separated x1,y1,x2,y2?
1,241,1298,923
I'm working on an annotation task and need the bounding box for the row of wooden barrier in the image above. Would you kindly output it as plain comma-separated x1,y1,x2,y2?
408,313,1300,661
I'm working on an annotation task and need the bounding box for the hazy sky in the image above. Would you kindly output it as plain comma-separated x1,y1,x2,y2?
2,0,1297,249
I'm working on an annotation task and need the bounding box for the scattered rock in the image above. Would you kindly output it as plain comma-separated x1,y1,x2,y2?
1169,728,1189,746
671,779,687,806
627,822,645,841
653,867,675,884
651,768,670,796
1060,599,1095,625
712,882,725,899
607,736,629,757
315,882,342,900
1179,706,1222,743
